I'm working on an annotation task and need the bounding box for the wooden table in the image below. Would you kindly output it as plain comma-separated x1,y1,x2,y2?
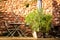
6,22,26,37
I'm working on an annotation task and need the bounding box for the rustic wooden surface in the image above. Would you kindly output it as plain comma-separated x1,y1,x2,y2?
0,37,60,40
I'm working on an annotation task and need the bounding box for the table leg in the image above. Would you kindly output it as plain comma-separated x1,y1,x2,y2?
7,30,14,37
7,25,26,37
16,25,26,37
10,25,21,37
19,30,26,37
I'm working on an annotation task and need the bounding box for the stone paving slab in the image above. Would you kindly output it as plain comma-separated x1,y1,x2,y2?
0,37,60,40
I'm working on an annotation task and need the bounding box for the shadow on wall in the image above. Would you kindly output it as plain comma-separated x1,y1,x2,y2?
52,0,60,26
49,0,60,38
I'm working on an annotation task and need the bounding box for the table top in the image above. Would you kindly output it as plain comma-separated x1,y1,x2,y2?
9,22,25,25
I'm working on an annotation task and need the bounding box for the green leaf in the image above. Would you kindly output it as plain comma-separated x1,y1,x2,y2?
25,8,52,32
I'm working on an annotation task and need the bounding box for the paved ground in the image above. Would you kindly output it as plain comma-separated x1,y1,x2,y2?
0,37,60,40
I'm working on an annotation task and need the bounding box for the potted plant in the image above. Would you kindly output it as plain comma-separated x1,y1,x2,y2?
25,9,40,38
38,9,52,38
25,8,52,38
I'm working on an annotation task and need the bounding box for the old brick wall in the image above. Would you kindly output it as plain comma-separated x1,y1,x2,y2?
0,0,37,25
0,0,37,17
0,0,37,36
42,0,60,26
0,0,53,16
0,0,60,35
52,0,60,26
0,0,60,15
42,0,52,14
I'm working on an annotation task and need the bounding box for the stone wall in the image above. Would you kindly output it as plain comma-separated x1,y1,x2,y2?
0,0,60,36
52,0,60,26
0,0,37,36
42,0,60,26
0,0,60,25
0,0,60,31
0,0,54,15
0,0,37,17
42,0,52,14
